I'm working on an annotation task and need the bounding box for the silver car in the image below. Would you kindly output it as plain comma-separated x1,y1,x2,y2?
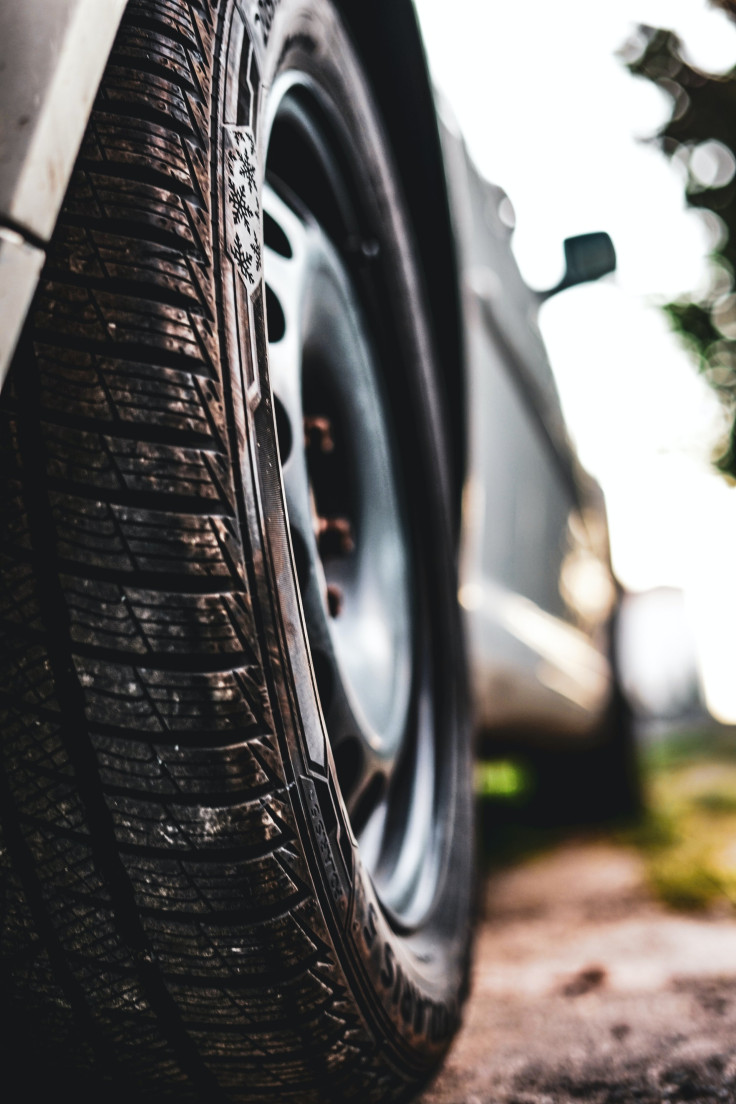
0,1,631,1100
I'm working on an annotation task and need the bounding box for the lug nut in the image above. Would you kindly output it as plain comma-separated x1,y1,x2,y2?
326,584,344,618
304,415,335,454
317,516,354,557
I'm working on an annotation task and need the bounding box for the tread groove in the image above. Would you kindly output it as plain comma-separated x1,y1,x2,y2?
60,210,204,257
29,328,217,380
69,642,256,674
7,409,224,452
44,477,235,518
93,101,203,147
42,267,212,319
77,158,202,200
0,552,246,594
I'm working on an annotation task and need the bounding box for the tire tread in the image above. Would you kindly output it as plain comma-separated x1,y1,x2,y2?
0,2,389,1099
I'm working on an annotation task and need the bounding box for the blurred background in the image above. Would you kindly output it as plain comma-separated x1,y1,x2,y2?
415,0,736,731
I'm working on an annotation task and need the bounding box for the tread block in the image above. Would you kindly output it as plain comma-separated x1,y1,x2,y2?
48,498,243,578
76,660,267,733
91,735,280,797
0,644,60,711
65,173,206,252
0,558,44,630
63,581,256,662
36,347,221,431
40,428,231,505
81,115,195,194
48,225,212,317
113,30,205,95
119,849,308,916
35,281,212,366
106,789,292,852
127,0,208,54
102,65,204,140
143,902,327,979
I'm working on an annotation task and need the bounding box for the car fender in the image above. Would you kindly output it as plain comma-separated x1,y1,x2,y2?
0,0,127,384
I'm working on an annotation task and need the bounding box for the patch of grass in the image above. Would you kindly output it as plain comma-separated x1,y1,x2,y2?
475,759,532,799
642,725,736,772
476,728,736,910
623,729,736,912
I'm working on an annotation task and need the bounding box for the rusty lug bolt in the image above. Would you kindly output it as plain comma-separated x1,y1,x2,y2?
303,415,335,454
317,516,355,557
326,584,344,618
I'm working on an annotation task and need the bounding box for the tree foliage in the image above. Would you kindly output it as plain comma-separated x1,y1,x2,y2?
626,15,736,475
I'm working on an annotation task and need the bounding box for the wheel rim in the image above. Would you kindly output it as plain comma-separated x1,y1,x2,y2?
262,76,442,925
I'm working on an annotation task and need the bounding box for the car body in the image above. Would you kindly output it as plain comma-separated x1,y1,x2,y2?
0,0,617,751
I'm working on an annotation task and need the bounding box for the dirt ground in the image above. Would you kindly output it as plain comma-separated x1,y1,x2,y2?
419,839,736,1103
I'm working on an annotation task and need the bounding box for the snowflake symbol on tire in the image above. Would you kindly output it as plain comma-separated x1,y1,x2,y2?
225,124,262,293
228,142,257,194
231,233,253,282
229,181,254,226
240,151,257,193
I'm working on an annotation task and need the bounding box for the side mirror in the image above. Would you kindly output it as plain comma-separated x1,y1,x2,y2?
540,232,616,300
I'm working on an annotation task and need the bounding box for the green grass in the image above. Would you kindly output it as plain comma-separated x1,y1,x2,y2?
475,759,532,800
476,726,736,912
623,725,736,911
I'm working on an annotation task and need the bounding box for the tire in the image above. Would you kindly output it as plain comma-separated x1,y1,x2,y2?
0,1,473,1101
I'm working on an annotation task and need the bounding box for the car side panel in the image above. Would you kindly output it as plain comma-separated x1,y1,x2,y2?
437,105,615,740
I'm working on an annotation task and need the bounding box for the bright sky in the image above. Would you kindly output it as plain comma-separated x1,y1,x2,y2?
415,0,736,721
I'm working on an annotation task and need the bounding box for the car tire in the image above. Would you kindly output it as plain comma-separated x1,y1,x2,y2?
0,1,473,1100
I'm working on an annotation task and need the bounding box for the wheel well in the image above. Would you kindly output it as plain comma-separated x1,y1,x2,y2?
335,0,466,532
